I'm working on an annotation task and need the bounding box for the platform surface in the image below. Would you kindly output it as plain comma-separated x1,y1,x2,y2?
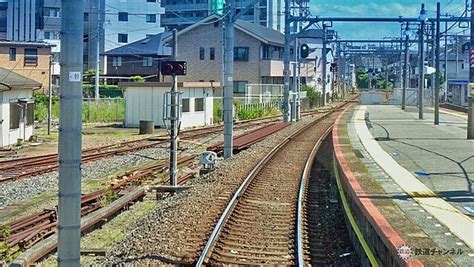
341,104,473,265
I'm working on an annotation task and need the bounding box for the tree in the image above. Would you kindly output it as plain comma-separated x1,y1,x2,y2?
356,67,368,89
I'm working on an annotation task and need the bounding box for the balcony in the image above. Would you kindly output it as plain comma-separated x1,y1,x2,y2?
259,59,289,77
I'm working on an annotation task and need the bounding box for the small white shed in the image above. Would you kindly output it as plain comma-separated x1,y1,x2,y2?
0,68,39,147
121,82,216,128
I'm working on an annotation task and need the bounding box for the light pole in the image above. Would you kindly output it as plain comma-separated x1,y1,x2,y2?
434,2,441,125
402,23,410,110
418,4,426,119
468,0,474,139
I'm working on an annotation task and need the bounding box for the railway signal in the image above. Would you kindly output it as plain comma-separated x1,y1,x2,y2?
160,61,187,76
300,44,309,58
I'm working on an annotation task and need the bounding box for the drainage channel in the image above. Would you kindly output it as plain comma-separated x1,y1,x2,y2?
303,134,361,266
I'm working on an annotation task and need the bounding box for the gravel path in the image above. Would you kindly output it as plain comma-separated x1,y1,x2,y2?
106,113,330,265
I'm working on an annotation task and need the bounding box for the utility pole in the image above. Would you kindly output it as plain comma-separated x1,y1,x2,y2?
48,56,52,135
283,0,290,121
435,2,441,125
170,29,178,185
223,0,235,158
418,4,426,120
468,0,474,139
431,21,436,106
94,0,100,100
402,23,409,110
444,18,448,102
57,0,84,265
292,4,298,122
322,23,327,105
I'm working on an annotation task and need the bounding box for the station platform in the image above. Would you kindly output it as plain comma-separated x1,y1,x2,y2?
333,104,473,266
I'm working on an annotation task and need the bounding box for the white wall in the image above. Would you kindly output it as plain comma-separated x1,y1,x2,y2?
0,89,34,147
124,85,213,128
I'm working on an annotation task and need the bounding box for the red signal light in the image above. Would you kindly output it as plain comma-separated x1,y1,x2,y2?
160,61,187,76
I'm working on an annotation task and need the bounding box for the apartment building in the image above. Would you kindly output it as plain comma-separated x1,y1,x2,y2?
0,41,52,91
164,14,308,96
102,32,171,83
161,0,283,32
0,0,164,75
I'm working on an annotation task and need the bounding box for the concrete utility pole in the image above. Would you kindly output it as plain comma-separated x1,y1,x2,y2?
402,23,409,110
435,2,441,125
170,29,178,184
468,0,474,139
418,4,426,120
48,56,52,135
322,23,327,105
444,18,448,102
292,7,298,122
94,0,100,100
431,21,436,105
57,0,84,265
283,0,290,122
223,0,235,158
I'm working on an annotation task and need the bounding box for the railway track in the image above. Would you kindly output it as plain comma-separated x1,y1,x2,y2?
195,104,351,265
0,155,196,261
0,105,336,184
0,118,277,184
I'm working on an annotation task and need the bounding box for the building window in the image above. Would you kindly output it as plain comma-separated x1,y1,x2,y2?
9,48,16,61
182,98,190,112
142,56,153,67
199,47,205,60
210,47,215,60
44,31,59,40
10,103,20,129
44,7,60,18
146,14,156,23
118,33,128,43
83,33,89,42
234,47,249,61
146,0,157,2
461,63,465,69
118,12,128,21
84,12,89,21
195,98,204,111
233,81,247,94
83,55,88,63
112,56,122,67
24,48,38,65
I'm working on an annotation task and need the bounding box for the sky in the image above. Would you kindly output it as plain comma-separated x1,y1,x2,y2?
309,0,467,39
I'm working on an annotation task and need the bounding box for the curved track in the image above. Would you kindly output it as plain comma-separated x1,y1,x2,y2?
196,105,348,265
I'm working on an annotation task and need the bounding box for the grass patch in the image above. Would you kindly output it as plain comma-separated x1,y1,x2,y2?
34,93,125,123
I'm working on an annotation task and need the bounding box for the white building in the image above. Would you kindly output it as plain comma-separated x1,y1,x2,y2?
0,68,38,147
121,82,215,128
299,29,335,95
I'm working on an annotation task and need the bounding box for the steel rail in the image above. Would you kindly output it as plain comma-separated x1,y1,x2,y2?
295,125,333,266
196,101,352,266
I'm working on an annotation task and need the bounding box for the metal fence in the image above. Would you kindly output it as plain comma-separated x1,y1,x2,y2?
245,84,284,104
83,98,125,122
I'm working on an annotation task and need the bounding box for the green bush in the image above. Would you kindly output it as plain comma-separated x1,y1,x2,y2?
301,85,321,108
83,84,122,98
236,103,280,120
130,76,145,83
213,100,223,124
